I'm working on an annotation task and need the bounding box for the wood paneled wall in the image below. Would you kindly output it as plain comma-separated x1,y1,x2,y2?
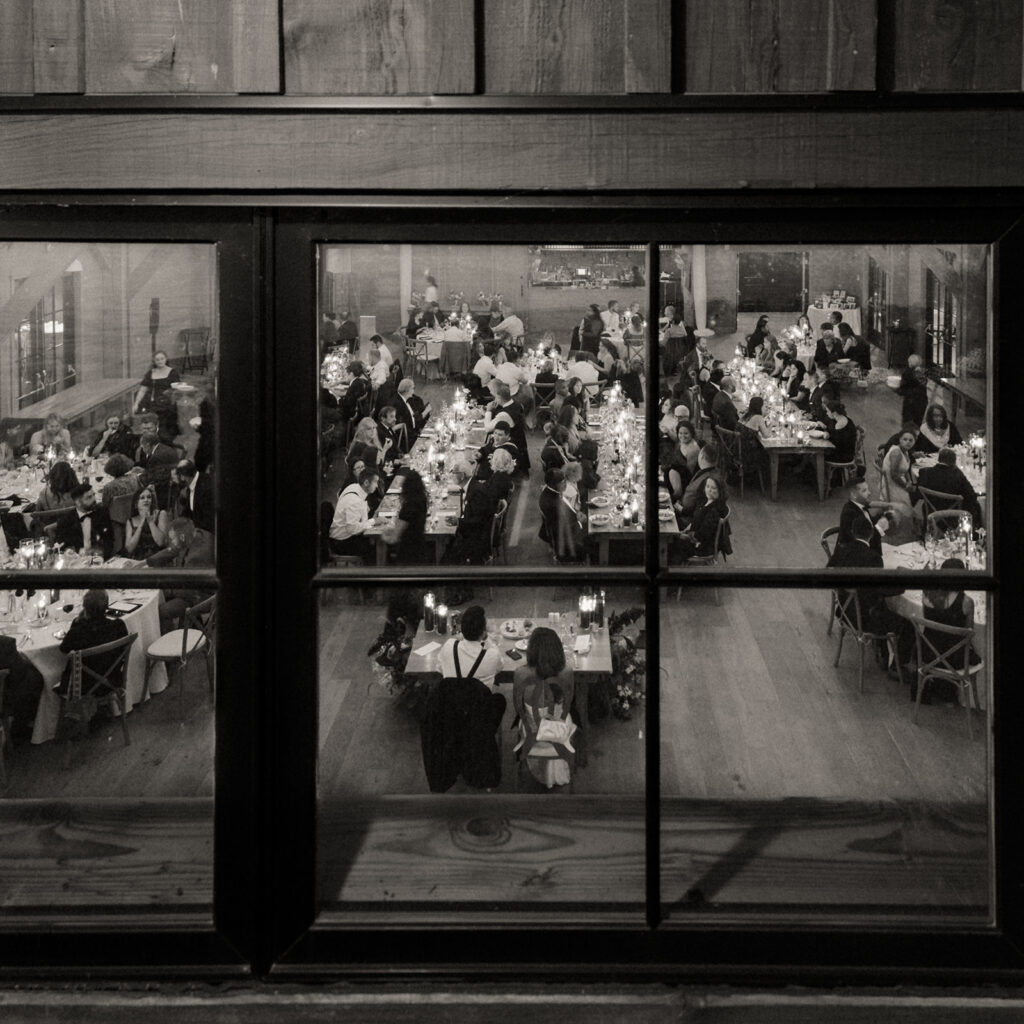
1,1,1021,96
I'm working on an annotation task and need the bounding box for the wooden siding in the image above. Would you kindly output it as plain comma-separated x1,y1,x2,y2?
485,0,671,94
33,0,84,93
84,0,278,94
0,0,34,94
283,0,474,95
0,110,1021,191
893,0,1023,91
685,0,876,93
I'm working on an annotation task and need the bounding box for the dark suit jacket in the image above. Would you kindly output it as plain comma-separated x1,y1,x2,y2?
838,500,882,553
711,390,739,431
146,527,214,568
451,478,498,564
54,507,115,560
494,401,530,471
917,463,982,524
538,486,584,561
57,614,129,695
174,474,215,533
135,441,180,508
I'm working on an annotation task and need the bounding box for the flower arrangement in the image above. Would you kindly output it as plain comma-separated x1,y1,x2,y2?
366,603,429,717
409,291,425,308
447,289,465,307
607,606,646,721
476,291,502,307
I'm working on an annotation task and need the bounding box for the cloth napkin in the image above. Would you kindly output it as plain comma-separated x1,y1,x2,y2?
573,635,591,655
414,641,441,656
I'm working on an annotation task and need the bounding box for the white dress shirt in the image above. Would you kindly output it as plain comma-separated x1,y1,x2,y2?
439,637,504,689
329,484,370,542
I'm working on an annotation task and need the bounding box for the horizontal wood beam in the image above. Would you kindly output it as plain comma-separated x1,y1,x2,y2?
0,110,1021,191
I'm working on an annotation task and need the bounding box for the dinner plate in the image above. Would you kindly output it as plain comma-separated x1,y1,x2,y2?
514,639,529,651
658,509,674,521
26,619,50,629
590,512,611,526
837,358,853,364
590,495,610,508
170,382,196,392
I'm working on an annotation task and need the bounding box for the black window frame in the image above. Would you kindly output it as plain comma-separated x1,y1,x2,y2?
0,192,1018,985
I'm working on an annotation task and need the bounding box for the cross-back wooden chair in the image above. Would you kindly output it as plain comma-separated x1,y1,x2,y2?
820,526,840,633
909,615,983,738
832,590,904,693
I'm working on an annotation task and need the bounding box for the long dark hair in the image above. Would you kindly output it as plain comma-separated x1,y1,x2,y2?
526,626,566,679
400,469,427,505
45,460,79,497
743,396,765,421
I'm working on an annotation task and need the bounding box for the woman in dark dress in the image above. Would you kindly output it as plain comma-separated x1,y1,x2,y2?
815,400,858,464
673,477,731,561
747,315,770,358
383,469,428,565
913,403,963,455
579,304,604,356
123,486,169,560
133,349,181,443
921,558,983,666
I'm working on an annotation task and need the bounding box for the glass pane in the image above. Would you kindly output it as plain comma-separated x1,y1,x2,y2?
2,242,218,572
660,585,992,923
318,244,650,570
0,585,215,917
317,584,646,920
657,244,990,571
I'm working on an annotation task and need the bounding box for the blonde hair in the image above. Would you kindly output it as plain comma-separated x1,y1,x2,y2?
489,449,515,474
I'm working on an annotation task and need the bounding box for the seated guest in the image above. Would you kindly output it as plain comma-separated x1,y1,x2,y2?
881,427,921,536
619,357,645,408
380,468,429,565
0,634,45,743
133,413,179,509
370,333,393,368
813,324,842,370
828,515,913,676
54,483,115,560
87,414,137,459
100,453,140,509
476,422,519,481
570,352,601,388
534,357,559,387
547,378,570,421
328,469,379,564
123,486,169,560
0,419,23,468
838,322,871,371
339,361,371,421
562,460,586,511
471,340,498,385
737,396,770,476
541,424,575,473
57,589,128,696
367,346,389,388
770,349,791,381
838,477,896,554
711,375,740,431
438,605,504,689
673,477,731,562
784,359,807,401
657,396,678,440
376,404,400,454
597,337,623,382
914,403,962,454
917,447,983,527
555,402,588,454
483,383,530,475
538,468,585,563
34,460,80,512
813,400,857,464
487,448,516,506
171,459,215,533
921,558,983,685
754,334,777,374
147,518,215,631
493,348,529,397
681,335,712,385
564,377,589,423
394,378,431,449
347,416,388,473
798,365,827,419
673,419,702,476
677,443,724,524
492,302,524,348
447,459,498,565
29,414,72,458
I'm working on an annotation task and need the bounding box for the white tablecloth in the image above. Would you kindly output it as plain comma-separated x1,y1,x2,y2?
805,305,862,336
1,589,170,744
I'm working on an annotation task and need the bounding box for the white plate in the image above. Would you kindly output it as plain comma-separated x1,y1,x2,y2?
658,509,674,521
590,495,610,508
590,512,611,526
514,638,529,651
170,382,196,392
837,358,853,364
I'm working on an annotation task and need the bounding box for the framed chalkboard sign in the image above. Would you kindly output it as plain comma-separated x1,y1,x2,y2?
737,251,807,313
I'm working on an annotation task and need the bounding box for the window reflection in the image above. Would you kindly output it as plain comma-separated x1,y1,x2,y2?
657,243,989,570
318,244,650,570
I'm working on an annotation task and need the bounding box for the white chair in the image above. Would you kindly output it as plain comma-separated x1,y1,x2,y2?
143,594,216,720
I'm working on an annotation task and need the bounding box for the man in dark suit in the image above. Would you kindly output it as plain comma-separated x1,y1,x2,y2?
54,483,115,560
376,404,399,453
538,468,586,562
897,354,928,427
484,383,530,475
57,589,129,697
917,447,983,527
133,413,179,509
394,378,431,449
171,459,215,534
447,459,498,564
147,517,215,631
474,422,519,481
0,634,45,741
710,375,740,431
838,478,896,554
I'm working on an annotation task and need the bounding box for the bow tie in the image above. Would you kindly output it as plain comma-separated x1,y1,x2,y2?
79,511,93,520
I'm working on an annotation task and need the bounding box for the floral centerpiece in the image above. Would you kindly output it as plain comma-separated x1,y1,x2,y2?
476,291,502,307
606,606,646,721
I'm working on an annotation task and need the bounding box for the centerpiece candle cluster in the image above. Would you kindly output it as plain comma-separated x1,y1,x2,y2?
16,539,66,570
320,351,348,389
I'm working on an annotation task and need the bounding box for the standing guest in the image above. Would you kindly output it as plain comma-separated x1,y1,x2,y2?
99,454,140,508
191,381,216,475
0,634,44,743
367,346,389,388
423,273,439,305
146,518,215,631
337,311,359,346
681,335,712,385
370,333,394,368
34,460,80,512
538,468,585,562
29,414,72,457
914,403,962,455
133,413,179,509
438,605,504,689
579,304,605,356
381,469,429,565
171,459,215,533
659,304,689,376
747,315,771,358
512,627,576,789
619,357,645,408
917,447,983,528
600,299,621,334
897,354,929,428
123,486,169,560
57,589,129,695
53,483,115,560
711,375,740,431
320,311,341,349
87,414,137,459
328,469,379,563
132,349,181,443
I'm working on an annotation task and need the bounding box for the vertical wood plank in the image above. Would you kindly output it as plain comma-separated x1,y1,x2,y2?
687,0,875,93
33,0,84,93
85,0,278,93
894,0,1022,91
0,0,34,95
485,0,623,94
625,0,671,93
283,0,474,96
232,0,280,93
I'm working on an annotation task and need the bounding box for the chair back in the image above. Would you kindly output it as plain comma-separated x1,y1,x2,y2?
928,508,971,541
715,425,742,469
910,615,976,679
583,380,605,405
820,526,839,563
108,492,135,554
854,425,866,469
28,507,67,539
488,498,509,558
181,594,217,664
533,382,557,418
919,486,963,518
67,632,138,702
873,453,889,501
833,589,867,636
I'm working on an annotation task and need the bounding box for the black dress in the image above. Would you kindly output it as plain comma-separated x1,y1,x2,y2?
140,368,182,442
923,593,982,666
393,494,428,565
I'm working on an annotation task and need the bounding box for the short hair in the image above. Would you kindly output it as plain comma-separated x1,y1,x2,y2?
544,467,564,488
709,368,725,386
358,469,379,488
907,354,922,368
699,443,720,467
176,458,197,479
104,453,134,478
490,449,515,474
563,461,582,483
347,360,365,376
720,376,736,394
460,605,486,641
830,311,843,324
169,517,196,541
45,413,65,428
526,626,566,679
379,404,397,422
397,378,414,396
370,334,383,345
937,447,957,466
82,589,109,620
493,382,511,402
674,405,690,420
136,413,159,428
70,482,92,501
491,418,512,435
825,399,846,416
820,322,835,334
